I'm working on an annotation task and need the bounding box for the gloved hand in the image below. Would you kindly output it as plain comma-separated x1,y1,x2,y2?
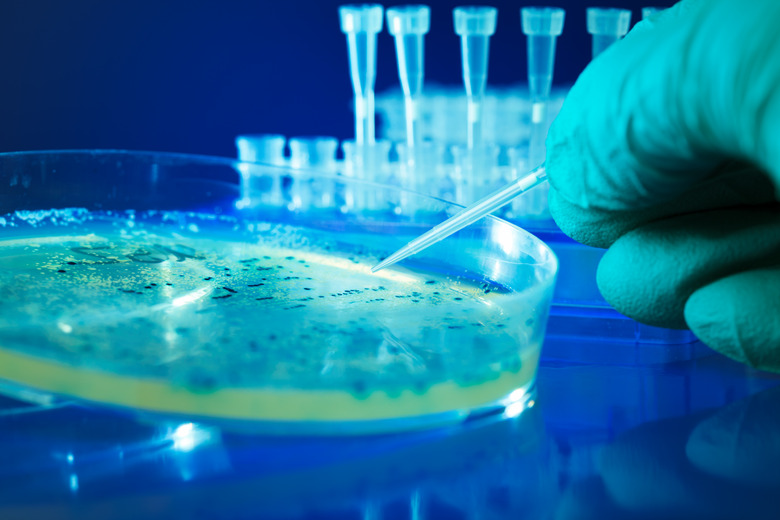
546,0,780,371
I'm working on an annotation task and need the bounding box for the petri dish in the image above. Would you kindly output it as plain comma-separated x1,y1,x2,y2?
0,150,558,434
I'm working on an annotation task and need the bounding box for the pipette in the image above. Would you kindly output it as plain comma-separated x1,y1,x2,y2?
387,5,430,149
521,7,565,169
371,164,547,272
453,6,497,152
340,4,384,145
586,7,631,59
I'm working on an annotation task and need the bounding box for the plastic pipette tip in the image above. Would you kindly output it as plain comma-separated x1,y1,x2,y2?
372,251,409,274
521,7,565,104
387,5,430,100
453,6,497,149
340,4,383,145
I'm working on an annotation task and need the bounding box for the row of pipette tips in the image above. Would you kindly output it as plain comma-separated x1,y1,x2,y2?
340,4,665,159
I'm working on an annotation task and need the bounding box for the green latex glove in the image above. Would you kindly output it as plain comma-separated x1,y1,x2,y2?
546,0,780,370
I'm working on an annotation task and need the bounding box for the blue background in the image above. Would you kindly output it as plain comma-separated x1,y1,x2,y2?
0,0,669,156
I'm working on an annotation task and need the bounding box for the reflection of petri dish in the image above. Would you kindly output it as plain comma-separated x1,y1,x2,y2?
0,395,551,518
0,151,558,434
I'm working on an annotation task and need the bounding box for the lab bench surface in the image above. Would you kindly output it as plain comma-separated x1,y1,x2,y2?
0,341,778,520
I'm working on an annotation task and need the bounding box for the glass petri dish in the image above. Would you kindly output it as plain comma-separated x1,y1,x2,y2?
0,150,558,434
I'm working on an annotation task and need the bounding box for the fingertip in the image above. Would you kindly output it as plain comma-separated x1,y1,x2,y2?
596,229,689,329
685,267,780,372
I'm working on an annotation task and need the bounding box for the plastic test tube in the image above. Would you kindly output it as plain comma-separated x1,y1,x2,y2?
340,4,384,146
235,134,287,208
453,6,498,152
387,5,430,149
289,137,339,209
235,134,286,166
521,7,565,170
586,7,631,60
289,137,339,173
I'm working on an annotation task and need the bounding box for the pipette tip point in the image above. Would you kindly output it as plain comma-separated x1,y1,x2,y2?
371,257,393,273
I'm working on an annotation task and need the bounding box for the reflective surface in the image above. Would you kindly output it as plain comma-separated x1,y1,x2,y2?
0,347,778,519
